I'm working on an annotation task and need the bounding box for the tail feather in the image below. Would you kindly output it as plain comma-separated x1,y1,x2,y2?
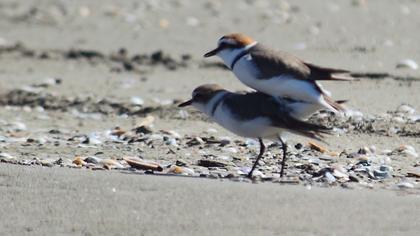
323,94,347,112
330,73,355,81
305,62,354,81
279,116,332,143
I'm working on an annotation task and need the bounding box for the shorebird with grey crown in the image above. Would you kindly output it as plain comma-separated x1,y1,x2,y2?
179,84,331,178
204,33,354,119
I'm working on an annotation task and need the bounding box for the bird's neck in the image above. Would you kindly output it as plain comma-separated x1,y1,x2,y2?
203,91,229,117
219,42,258,70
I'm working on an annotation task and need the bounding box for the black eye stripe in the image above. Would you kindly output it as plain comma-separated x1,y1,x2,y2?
219,42,242,49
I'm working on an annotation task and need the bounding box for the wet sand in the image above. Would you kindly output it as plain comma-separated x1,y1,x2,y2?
1,164,420,236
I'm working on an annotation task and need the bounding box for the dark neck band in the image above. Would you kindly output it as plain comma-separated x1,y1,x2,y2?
211,93,229,116
230,50,249,70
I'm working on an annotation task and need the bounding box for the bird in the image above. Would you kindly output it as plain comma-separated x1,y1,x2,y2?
204,33,354,120
179,84,331,178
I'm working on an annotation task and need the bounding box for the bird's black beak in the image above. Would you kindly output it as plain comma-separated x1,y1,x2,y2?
178,99,193,107
204,46,221,57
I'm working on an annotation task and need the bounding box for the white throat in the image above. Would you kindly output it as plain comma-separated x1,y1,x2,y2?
217,42,258,69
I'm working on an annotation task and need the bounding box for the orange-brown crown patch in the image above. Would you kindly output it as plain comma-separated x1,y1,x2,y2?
221,33,256,46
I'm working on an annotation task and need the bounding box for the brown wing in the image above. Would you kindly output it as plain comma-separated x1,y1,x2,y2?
249,44,353,81
249,45,310,79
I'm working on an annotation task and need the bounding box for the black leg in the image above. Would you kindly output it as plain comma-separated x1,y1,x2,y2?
278,136,287,177
247,138,265,178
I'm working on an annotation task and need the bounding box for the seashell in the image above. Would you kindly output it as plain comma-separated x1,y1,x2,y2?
124,157,163,171
0,153,15,161
407,115,420,122
101,159,124,170
217,155,232,161
406,167,420,178
391,116,405,124
111,127,126,136
219,136,232,146
397,104,416,114
245,139,258,147
206,128,218,134
84,156,101,164
332,169,349,179
165,138,177,146
73,156,86,166
223,147,238,154
324,171,336,184
396,59,418,70
136,115,155,128
9,121,27,131
398,144,416,153
168,165,184,174
161,130,181,139
40,159,54,167
130,96,144,106
381,149,393,155
398,145,418,158
197,159,230,168
167,165,195,175
396,182,414,189
308,141,328,153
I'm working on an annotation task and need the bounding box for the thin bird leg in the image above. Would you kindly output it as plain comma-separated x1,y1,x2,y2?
247,138,265,178
278,136,287,177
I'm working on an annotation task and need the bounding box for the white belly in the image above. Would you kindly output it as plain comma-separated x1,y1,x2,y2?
233,57,323,104
212,104,281,138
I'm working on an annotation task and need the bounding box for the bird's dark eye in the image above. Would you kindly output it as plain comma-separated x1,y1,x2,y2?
193,94,202,100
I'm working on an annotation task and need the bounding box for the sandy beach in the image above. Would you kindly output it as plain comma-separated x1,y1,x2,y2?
1,0,420,235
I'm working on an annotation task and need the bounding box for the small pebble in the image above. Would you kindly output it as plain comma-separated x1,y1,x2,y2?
130,96,144,106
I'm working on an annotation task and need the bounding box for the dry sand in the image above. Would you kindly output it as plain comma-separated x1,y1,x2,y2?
0,0,420,235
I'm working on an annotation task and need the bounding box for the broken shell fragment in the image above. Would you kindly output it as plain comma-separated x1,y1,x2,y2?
167,165,195,175
101,159,124,170
308,141,328,153
123,157,163,171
